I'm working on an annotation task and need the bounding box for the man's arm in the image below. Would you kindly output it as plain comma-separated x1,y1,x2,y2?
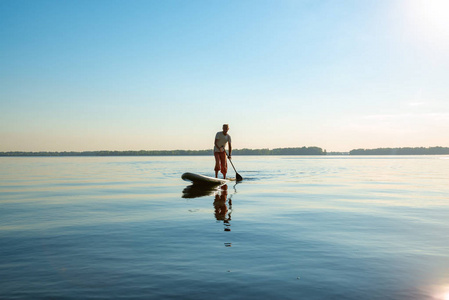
228,142,232,158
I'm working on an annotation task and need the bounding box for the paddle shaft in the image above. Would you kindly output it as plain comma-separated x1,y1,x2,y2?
225,151,243,181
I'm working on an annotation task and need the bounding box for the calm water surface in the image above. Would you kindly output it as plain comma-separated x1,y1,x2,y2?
1,156,448,299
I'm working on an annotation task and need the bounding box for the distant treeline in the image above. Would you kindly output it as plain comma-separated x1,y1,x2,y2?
234,147,325,155
2,146,448,157
0,150,210,157
349,147,449,155
0,147,325,156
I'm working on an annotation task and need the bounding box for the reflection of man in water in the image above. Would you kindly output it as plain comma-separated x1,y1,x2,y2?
213,185,232,231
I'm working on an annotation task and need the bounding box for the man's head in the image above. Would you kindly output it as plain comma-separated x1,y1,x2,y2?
222,124,229,135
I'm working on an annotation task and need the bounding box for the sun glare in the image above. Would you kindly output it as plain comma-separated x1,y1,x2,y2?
406,0,449,45
439,286,449,300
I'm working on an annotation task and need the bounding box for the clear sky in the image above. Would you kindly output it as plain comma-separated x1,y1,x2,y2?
1,0,448,152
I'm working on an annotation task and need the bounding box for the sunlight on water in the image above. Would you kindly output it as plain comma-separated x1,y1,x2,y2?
1,156,448,299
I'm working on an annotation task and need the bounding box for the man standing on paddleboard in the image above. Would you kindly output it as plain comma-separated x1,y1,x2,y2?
214,124,232,179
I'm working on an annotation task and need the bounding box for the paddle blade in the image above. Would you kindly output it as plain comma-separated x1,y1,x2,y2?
236,173,243,181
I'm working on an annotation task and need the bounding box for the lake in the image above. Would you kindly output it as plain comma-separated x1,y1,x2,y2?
1,156,448,299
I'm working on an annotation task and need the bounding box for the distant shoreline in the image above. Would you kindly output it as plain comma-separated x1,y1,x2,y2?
1,147,448,156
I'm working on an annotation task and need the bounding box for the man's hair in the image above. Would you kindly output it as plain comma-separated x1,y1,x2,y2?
223,124,229,128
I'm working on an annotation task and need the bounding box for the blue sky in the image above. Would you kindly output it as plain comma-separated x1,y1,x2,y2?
1,0,448,152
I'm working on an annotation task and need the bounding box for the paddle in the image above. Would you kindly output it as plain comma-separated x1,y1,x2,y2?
225,151,243,181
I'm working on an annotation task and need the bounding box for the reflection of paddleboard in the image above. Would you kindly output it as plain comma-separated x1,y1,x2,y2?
182,172,228,185
182,185,219,198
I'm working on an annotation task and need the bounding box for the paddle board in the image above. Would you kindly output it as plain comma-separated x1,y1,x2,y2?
181,172,228,185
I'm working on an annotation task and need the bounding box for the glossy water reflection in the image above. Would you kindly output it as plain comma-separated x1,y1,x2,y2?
1,156,448,299
183,183,235,232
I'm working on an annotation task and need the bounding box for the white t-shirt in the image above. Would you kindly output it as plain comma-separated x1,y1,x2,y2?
214,131,231,152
